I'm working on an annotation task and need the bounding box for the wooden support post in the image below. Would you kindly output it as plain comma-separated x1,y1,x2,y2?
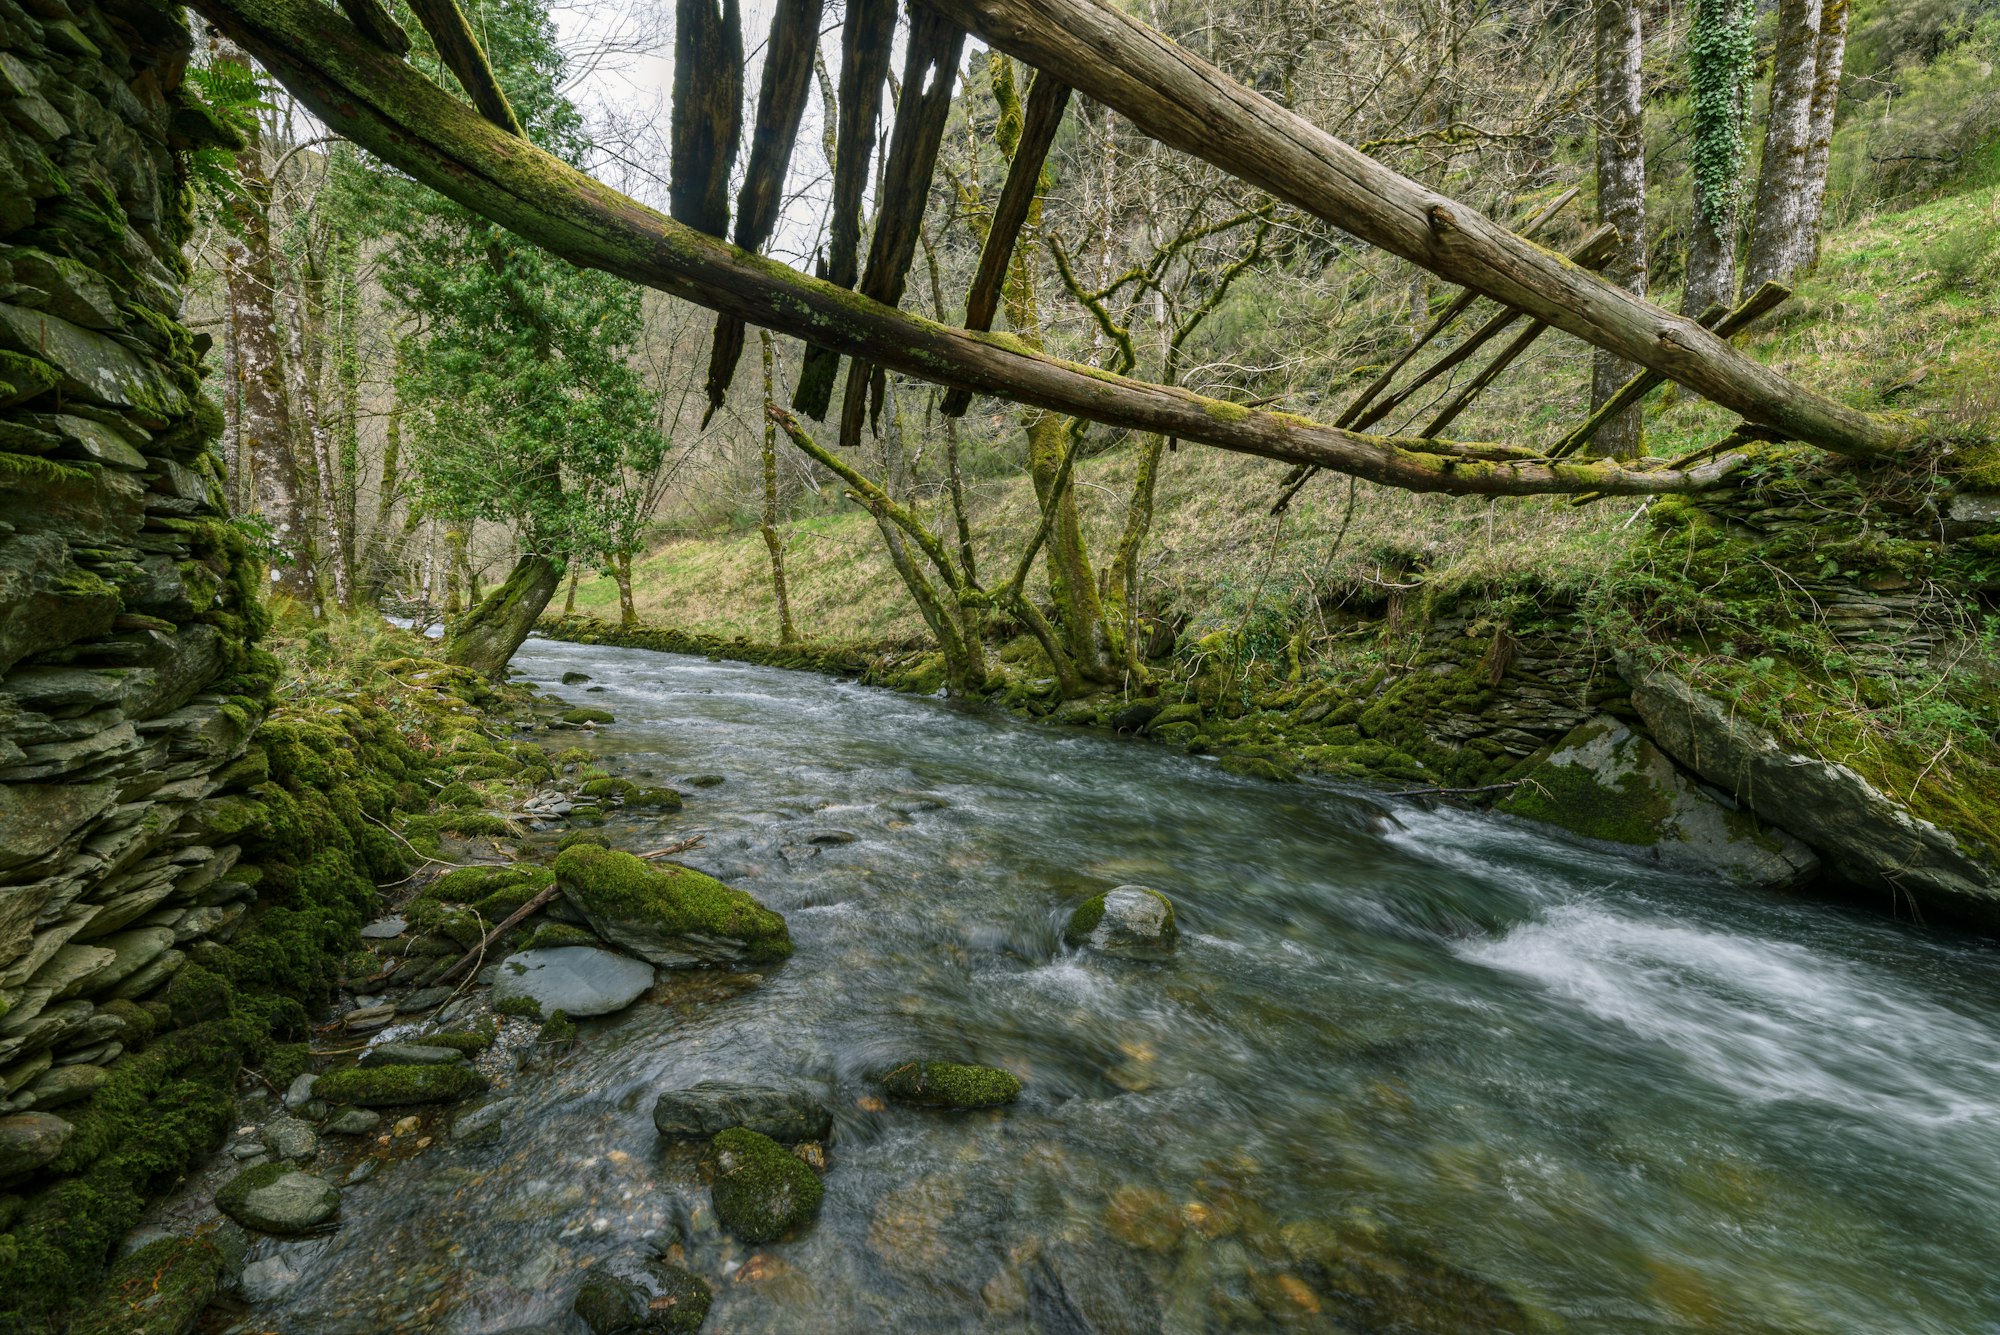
922,0,1908,457
794,0,897,418
405,0,522,136
1549,281,1791,459
191,0,1764,500
704,0,825,419
838,3,968,449
940,70,1071,419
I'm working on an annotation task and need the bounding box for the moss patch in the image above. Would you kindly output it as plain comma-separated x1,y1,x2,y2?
708,1127,823,1243
880,1061,1022,1109
553,845,791,964
315,1063,488,1107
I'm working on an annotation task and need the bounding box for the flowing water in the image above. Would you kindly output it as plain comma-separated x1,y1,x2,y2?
244,637,2000,1334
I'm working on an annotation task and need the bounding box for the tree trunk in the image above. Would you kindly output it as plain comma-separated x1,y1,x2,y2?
614,552,637,628
363,373,405,600
561,565,579,614
1744,0,1822,292
1684,0,1752,316
442,551,561,678
760,332,798,644
219,41,317,607
1591,0,1646,459
1798,0,1849,262
276,249,350,609
444,526,470,614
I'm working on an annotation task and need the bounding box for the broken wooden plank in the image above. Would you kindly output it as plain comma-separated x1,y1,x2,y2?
1549,281,1792,459
703,0,826,419
671,0,744,236
922,0,1908,457
194,0,1762,498
940,69,1071,419
837,2,968,449
406,0,522,136
793,0,898,418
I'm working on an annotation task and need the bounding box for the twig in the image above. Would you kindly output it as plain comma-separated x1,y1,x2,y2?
641,835,706,860
434,883,561,986
1391,778,1528,799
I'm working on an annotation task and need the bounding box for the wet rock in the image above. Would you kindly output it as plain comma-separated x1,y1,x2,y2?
561,671,592,684
323,1109,381,1136
24,1062,106,1110
237,1237,331,1304
686,774,726,787
1498,715,1819,890
651,1080,833,1145
574,1260,712,1334
1278,1217,1532,1332
359,915,407,940
0,1111,71,1183
344,1158,380,1186
629,786,684,811
709,1127,825,1243
563,708,615,726
261,1115,317,1161
492,946,655,1018
70,1235,222,1334
314,1063,488,1107
880,1062,1022,1110
1625,661,2000,912
215,1164,339,1234
395,985,457,1014
1062,886,1180,960
283,1073,319,1109
451,1098,514,1146
554,845,792,967
343,1003,396,1032
360,1042,466,1067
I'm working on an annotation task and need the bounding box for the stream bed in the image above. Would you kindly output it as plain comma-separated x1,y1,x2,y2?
243,636,2000,1333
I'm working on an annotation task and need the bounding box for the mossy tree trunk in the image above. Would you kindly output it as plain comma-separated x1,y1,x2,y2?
760,331,798,644
1590,0,1646,460
614,551,638,628
1744,0,1822,292
442,550,562,677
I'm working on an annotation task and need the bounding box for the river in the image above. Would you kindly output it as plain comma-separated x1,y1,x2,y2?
243,635,2000,1333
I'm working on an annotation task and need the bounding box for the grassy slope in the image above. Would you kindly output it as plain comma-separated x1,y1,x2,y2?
571,183,2000,652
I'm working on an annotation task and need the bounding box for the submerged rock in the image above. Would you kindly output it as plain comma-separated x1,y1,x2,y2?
574,1261,712,1334
323,1109,382,1136
1063,886,1181,960
651,1080,833,1145
1498,715,1820,890
314,1063,488,1107
68,1236,222,1335
215,1164,339,1234
880,1061,1021,1109
491,945,655,1018
709,1127,824,1243
554,845,792,968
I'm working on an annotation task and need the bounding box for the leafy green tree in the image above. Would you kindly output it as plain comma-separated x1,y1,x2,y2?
342,0,667,674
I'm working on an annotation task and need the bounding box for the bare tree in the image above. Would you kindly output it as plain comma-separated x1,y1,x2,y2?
1744,0,1823,290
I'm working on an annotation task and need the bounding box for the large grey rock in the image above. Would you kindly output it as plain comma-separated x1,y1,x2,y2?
1625,662,2000,911
1062,885,1180,960
215,1164,339,1234
24,1062,105,1109
490,946,654,1018
0,302,188,420
1498,716,1819,890
359,1042,464,1067
0,1110,70,1181
73,926,175,993
651,1080,833,1144
0,780,115,871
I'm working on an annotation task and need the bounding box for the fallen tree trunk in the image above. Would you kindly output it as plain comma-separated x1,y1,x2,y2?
923,0,1908,458
194,0,1754,499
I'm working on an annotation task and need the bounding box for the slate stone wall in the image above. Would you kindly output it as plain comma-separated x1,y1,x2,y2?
0,0,268,1163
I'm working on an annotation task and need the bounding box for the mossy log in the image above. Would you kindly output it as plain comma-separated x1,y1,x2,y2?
405,0,522,135
188,0,1779,498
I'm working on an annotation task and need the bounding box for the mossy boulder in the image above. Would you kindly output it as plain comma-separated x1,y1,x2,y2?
630,786,684,812
573,1261,711,1334
215,1164,339,1234
563,708,615,726
314,1063,487,1107
708,1127,823,1243
879,1062,1021,1109
652,1080,833,1144
553,845,791,967
68,1235,222,1335
1062,885,1180,960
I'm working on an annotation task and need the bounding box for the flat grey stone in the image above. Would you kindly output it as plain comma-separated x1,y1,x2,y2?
322,1109,381,1136
359,1043,464,1068
490,947,653,1018
359,916,407,940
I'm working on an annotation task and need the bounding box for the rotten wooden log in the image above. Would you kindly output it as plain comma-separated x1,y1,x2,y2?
405,0,521,136
1549,281,1792,459
940,70,1072,419
922,0,1909,458
1336,185,1578,430
335,0,409,54
670,0,744,236
704,0,826,419
838,3,969,449
794,0,898,418
190,0,1761,499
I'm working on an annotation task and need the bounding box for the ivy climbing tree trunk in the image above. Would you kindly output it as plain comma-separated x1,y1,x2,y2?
442,550,561,678
1590,0,1646,459
219,40,318,608
1744,0,1822,292
1684,0,1752,316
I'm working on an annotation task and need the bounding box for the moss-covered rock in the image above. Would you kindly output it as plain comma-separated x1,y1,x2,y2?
1062,885,1180,960
214,1163,338,1234
880,1061,1021,1109
553,845,791,967
314,1063,487,1107
573,1261,711,1334
563,708,616,726
68,1235,222,1335
522,922,600,951
708,1127,823,1243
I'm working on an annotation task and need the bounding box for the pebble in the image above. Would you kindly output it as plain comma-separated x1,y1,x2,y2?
344,1158,380,1186
392,1116,422,1137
